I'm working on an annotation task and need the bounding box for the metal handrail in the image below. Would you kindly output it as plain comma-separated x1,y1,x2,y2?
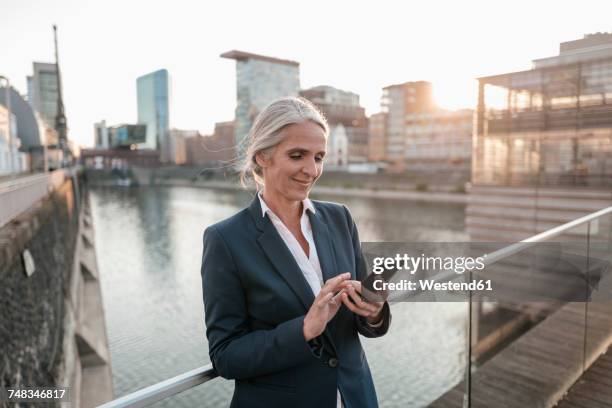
483,205,612,266
427,206,612,284
98,365,217,408
97,206,612,407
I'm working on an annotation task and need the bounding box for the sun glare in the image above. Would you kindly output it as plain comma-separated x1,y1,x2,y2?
433,79,479,111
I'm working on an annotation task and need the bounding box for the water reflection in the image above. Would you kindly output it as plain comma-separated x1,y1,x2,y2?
90,186,468,407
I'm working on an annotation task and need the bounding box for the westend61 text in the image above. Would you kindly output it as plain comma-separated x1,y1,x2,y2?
373,279,493,292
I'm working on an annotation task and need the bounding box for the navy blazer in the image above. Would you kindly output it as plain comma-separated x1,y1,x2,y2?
201,197,391,408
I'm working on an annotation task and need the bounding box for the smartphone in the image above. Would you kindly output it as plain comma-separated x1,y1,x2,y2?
359,266,399,303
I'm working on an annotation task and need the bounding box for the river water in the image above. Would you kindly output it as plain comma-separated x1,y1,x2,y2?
90,186,469,407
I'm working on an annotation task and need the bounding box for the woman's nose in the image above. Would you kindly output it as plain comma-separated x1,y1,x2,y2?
302,157,317,177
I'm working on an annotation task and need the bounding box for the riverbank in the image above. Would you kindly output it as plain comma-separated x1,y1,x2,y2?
85,167,469,204
94,177,469,204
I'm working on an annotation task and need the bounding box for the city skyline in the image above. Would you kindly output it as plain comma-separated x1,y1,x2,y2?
2,0,611,149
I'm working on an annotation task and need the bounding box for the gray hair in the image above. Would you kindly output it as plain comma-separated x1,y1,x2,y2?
240,96,329,188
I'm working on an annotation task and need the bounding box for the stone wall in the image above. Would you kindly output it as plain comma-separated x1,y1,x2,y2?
0,174,113,407
0,178,80,401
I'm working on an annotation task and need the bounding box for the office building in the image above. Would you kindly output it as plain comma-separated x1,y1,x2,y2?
470,33,612,240
185,121,235,166
108,124,147,148
379,80,471,174
137,69,170,159
405,109,473,171
93,121,147,149
221,50,300,150
26,62,59,127
475,33,612,188
381,81,435,171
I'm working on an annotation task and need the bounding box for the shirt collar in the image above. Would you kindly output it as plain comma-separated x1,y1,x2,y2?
258,192,316,218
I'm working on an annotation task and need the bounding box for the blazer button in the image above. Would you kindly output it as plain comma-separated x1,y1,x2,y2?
328,358,338,368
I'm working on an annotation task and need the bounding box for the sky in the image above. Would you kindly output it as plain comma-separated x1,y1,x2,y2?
1,0,611,148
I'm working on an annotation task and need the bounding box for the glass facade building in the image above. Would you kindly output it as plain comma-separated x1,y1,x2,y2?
469,34,612,241
137,69,170,158
474,38,612,188
108,124,147,147
27,62,59,127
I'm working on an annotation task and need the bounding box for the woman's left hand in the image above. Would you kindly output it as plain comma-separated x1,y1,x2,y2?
340,280,384,325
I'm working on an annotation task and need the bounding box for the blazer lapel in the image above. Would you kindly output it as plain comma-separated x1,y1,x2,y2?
308,208,339,282
308,206,341,356
249,197,315,311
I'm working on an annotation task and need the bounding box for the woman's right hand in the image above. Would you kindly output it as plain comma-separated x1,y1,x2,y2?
303,272,351,341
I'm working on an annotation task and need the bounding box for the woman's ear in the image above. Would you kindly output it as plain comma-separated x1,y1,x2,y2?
255,151,269,169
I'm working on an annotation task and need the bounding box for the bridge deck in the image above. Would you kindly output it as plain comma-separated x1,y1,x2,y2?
429,301,612,408
556,346,612,408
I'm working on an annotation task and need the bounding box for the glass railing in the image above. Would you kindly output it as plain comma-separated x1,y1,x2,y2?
99,206,612,408
584,211,612,371
462,207,612,408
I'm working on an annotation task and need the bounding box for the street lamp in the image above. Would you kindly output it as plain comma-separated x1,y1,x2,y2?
0,75,14,175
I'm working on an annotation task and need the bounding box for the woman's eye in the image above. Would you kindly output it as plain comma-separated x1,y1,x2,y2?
290,155,302,160
315,156,324,162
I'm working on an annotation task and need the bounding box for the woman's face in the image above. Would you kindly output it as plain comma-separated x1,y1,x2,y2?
258,120,327,203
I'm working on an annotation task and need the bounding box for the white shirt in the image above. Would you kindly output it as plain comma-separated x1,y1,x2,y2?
258,193,343,408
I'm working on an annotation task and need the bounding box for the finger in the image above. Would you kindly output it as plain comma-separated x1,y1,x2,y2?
316,292,334,308
340,280,364,296
345,282,383,310
347,285,378,314
347,280,362,292
320,273,351,296
329,290,343,306
341,292,371,316
331,289,345,304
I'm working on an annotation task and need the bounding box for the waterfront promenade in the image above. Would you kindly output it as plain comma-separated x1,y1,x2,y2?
2,168,611,408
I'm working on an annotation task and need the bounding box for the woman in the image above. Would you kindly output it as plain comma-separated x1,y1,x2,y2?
201,97,391,408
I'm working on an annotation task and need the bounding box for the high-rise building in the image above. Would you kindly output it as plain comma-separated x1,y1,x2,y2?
221,50,300,150
27,62,59,127
470,33,612,240
381,81,435,171
137,69,170,159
